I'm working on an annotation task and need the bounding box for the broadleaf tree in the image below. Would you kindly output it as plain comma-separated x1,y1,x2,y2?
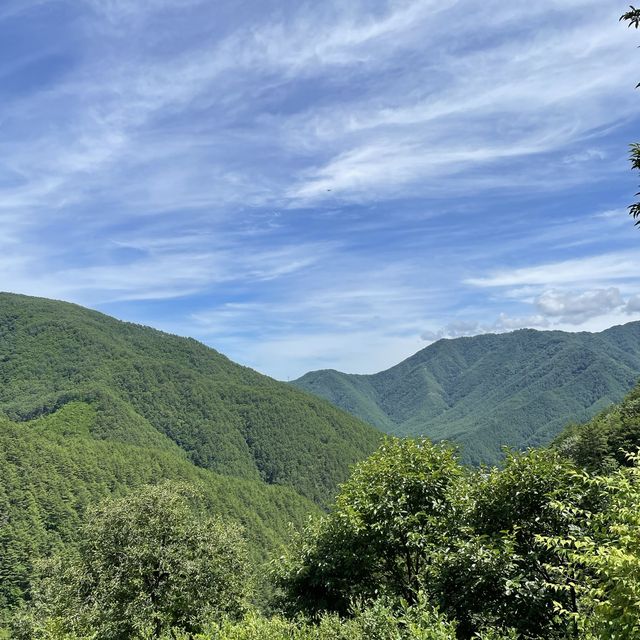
18,483,250,640
272,438,465,617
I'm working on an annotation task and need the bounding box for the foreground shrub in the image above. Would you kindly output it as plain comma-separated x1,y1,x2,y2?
432,449,582,638
273,438,464,616
179,596,458,640
16,483,250,640
274,440,590,638
539,453,640,638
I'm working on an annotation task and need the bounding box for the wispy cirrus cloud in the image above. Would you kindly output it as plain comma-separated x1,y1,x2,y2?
1,0,640,377
466,252,639,289
283,3,636,204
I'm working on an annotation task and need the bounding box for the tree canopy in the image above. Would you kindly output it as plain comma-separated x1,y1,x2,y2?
17,484,251,639
272,413,640,638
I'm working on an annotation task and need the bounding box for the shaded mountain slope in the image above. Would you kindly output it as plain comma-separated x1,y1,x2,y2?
0,292,380,506
293,325,640,464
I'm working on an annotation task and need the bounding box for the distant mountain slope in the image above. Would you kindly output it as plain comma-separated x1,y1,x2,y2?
293,324,640,464
554,378,640,471
0,292,380,506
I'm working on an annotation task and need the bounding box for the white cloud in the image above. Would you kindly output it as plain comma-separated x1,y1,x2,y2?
421,320,481,341
4,0,632,221
467,253,639,288
0,239,330,306
420,313,552,342
563,149,607,164
282,2,636,203
626,294,640,312
492,313,551,332
230,0,455,74
535,287,625,324
287,124,598,204
593,208,629,222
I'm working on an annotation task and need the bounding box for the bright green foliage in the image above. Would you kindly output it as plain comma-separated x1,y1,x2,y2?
273,439,463,616
0,292,379,506
0,402,319,616
434,449,582,638
16,484,251,639
538,454,640,638
293,324,640,464
274,439,601,638
333,439,463,601
169,597,458,640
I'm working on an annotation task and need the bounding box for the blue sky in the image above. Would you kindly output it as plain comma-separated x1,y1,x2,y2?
1,0,640,379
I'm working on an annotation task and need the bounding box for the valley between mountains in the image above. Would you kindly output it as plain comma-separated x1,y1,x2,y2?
3,291,640,638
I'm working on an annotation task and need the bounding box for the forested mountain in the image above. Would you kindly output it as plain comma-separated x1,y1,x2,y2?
554,373,640,471
0,402,319,613
0,293,380,505
293,324,640,464
0,292,380,613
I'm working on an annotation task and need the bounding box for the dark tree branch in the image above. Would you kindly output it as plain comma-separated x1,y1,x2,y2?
621,10,640,226
621,6,640,28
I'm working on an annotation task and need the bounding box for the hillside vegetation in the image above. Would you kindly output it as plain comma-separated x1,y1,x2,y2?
554,372,640,471
0,292,380,617
293,324,640,464
13,383,640,639
0,402,319,613
0,292,380,506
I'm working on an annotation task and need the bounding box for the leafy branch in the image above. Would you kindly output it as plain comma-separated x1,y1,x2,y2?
620,7,640,224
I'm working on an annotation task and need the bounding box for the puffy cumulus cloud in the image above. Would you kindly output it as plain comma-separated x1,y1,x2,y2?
421,320,481,341
535,287,624,324
421,313,551,342
493,313,550,331
422,288,640,348
626,294,640,313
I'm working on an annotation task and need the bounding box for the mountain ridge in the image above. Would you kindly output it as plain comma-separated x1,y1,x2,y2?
0,291,381,505
293,323,640,464
0,291,383,609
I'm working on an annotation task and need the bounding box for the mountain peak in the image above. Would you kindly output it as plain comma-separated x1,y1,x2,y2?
293,322,640,464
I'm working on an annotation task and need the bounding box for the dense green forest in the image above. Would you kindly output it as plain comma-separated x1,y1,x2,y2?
0,293,380,506
6,382,640,639
293,324,640,464
0,401,319,617
2,294,640,638
0,292,381,629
